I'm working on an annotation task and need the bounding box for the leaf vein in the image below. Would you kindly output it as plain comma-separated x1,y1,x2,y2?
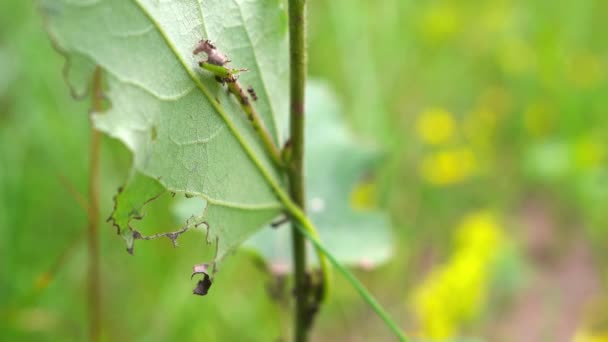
195,0,210,38
234,0,280,141
169,124,224,146
109,25,154,38
131,0,286,211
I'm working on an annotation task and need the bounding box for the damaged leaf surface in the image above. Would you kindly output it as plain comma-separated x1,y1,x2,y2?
40,0,289,273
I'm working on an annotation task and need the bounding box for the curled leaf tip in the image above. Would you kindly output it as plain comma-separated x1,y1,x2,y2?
192,263,213,296
191,263,211,279
193,276,212,296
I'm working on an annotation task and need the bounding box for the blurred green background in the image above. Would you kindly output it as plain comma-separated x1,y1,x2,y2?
1,0,607,341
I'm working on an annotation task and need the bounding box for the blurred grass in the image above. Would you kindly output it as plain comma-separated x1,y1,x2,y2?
1,0,608,341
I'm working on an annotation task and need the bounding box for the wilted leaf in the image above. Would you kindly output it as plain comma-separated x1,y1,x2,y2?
245,81,393,272
40,0,290,274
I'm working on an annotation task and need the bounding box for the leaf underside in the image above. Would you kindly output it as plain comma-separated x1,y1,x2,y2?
40,0,290,273
42,0,392,279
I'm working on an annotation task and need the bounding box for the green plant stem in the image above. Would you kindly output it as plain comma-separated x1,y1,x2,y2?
88,66,103,342
287,207,408,342
287,0,312,341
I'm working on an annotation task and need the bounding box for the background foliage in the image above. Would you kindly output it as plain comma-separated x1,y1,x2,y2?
1,0,607,341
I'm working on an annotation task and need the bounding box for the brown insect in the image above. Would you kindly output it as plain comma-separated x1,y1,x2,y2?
193,39,230,66
224,74,239,83
247,86,258,101
213,74,239,86
238,88,250,106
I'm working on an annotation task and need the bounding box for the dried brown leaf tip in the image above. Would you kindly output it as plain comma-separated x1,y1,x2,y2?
191,263,213,296
193,39,230,66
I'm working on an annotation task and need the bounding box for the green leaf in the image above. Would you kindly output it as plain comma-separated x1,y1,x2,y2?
110,172,167,253
245,81,393,271
40,0,290,273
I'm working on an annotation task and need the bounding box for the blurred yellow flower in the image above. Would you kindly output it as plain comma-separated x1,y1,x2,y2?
574,333,608,342
412,211,504,340
420,147,477,186
350,179,378,211
456,211,503,256
416,107,456,145
573,297,608,342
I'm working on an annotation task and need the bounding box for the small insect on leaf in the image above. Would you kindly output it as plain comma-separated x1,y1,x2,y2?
193,39,230,66
224,74,239,83
247,86,258,101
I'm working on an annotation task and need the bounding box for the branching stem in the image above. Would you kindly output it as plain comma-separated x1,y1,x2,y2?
287,210,408,342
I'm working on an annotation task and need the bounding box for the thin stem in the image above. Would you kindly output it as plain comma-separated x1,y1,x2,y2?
289,210,408,342
282,3,406,338
88,66,103,342
287,0,311,341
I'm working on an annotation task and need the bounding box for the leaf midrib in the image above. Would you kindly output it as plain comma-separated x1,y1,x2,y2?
195,0,281,141
132,0,287,209
234,0,280,140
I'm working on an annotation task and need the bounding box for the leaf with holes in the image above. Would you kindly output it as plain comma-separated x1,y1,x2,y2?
40,0,290,276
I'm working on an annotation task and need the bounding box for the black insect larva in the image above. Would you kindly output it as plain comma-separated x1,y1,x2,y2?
247,86,258,101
